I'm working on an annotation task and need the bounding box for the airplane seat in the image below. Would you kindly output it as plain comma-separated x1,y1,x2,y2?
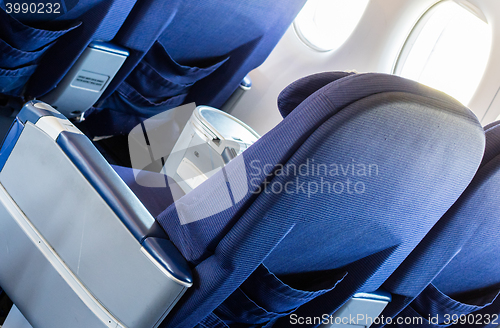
108,72,485,327
0,0,138,106
1,0,311,165
374,121,500,328
0,72,486,328
81,0,309,138
276,71,356,119
0,7,82,140
0,6,80,100
0,100,193,328
111,165,182,218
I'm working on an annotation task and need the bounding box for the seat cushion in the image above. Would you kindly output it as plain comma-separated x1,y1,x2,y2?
112,165,183,218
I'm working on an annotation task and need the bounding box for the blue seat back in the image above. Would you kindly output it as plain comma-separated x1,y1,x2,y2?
0,0,137,99
1,0,309,139
152,72,485,327
379,120,500,327
83,0,308,136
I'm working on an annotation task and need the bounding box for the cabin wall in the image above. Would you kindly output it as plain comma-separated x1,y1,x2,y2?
229,0,500,135
470,0,500,125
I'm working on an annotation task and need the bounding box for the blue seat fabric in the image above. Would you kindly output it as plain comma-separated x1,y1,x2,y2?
0,0,308,139
377,121,500,328
0,0,137,100
82,0,308,136
115,72,485,328
111,164,178,218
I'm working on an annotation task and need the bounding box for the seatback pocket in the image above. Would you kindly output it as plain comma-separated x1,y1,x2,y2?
123,41,229,105
0,9,81,96
214,264,348,326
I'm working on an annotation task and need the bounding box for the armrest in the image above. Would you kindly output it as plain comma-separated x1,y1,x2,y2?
0,101,191,328
319,290,392,328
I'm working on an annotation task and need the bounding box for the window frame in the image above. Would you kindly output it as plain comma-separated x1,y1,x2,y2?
293,0,370,52
393,0,489,76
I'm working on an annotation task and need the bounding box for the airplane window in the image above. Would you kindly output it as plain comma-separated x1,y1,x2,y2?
293,0,370,52
394,0,492,105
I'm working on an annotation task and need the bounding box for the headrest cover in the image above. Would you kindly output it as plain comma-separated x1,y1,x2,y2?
277,71,355,118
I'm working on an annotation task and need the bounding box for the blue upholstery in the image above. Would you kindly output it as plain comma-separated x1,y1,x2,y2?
277,71,355,118
0,100,194,326
0,0,137,99
116,72,485,327
83,0,308,136
111,165,179,218
378,121,500,328
1,0,307,138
